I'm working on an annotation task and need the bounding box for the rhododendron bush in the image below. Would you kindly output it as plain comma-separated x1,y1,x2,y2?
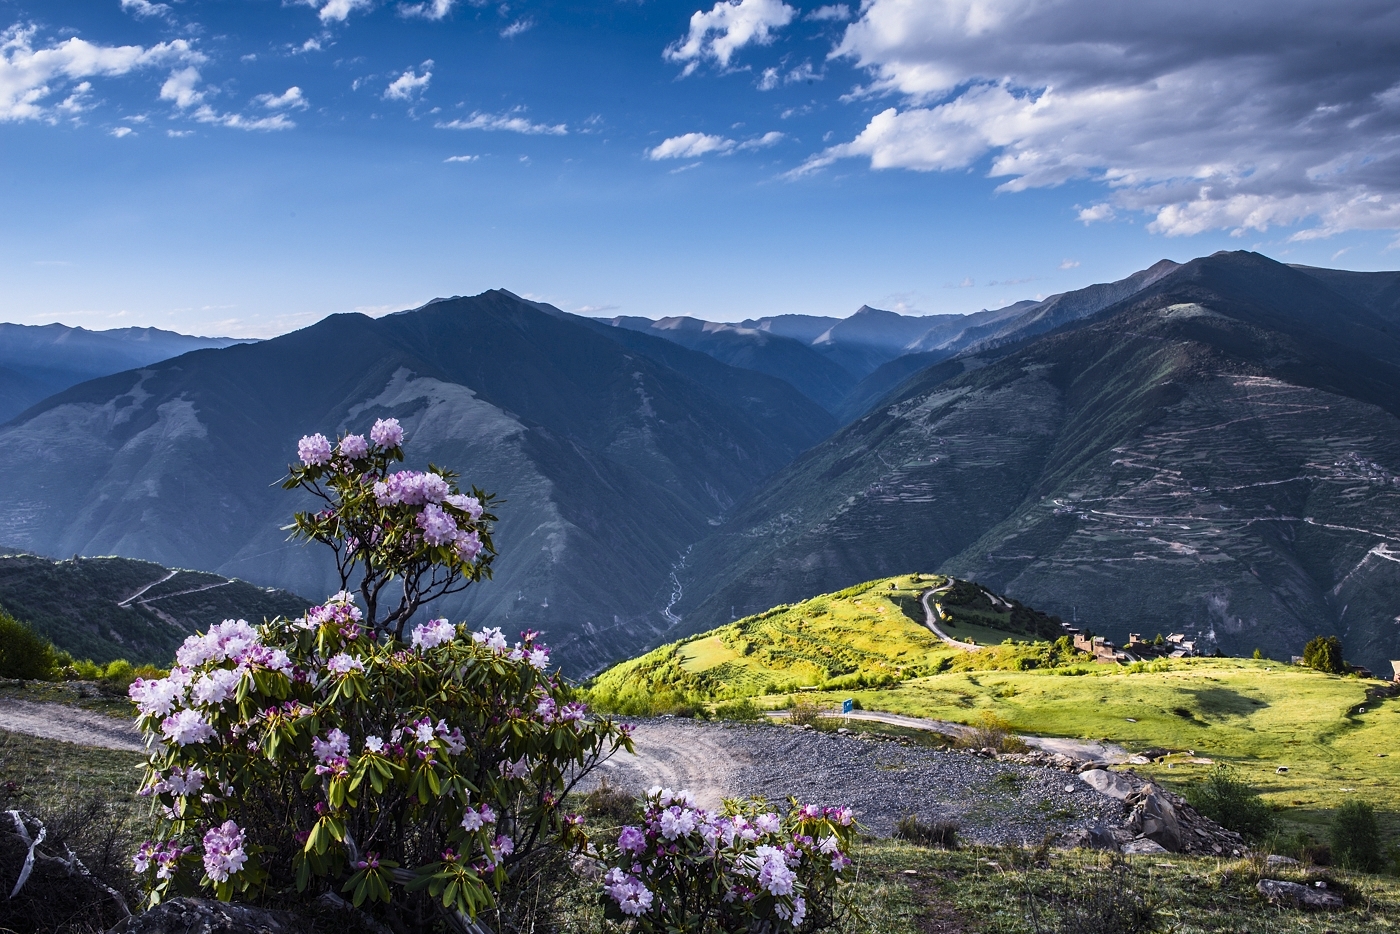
597,789,856,932
128,422,633,931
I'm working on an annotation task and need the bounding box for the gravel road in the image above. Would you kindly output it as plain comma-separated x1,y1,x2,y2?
0,698,144,751
588,718,1123,843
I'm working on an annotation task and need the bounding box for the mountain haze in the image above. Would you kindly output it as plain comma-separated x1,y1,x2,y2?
0,291,833,672
0,323,246,423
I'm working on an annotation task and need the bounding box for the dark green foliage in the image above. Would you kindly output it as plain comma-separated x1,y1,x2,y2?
1185,765,1275,842
894,815,959,850
0,608,56,680
713,698,763,721
1330,800,1385,873
1302,635,1346,674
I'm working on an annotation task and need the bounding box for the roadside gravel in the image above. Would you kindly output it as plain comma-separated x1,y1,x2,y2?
588,718,1123,843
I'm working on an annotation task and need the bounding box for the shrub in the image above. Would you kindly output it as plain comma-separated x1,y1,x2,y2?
1330,800,1385,873
1301,635,1345,674
787,698,824,727
1185,765,1274,842
0,609,57,681
956,711,1028,753
713,698,763,722
894,815,959,849
597,790,855,931
127,423,633,931
580,781,642,825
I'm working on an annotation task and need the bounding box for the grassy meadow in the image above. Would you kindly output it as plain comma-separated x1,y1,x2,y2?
587,574,1400,843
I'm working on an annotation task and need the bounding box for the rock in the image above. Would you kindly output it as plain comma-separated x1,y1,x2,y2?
1265,854,1301,869
109,899,299,934
1079,769,1135,800
1121,838,1170,855
1127,755,1151,765
1059,826,1120,851
1256,879,1344,910
1135,792,1182,852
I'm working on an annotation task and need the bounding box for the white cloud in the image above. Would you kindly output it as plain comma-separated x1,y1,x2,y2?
1,24,201,122
758,60,820,90
1058,259,1081,270
649,132,734,159
166,128,193,137
399,0,455,19
254,87,308,111
159,65,203,108
444,154,478,162
798,0,1400,239
665,0,796,75
304,0,374,23
648,129,783,159
500,18,534,38
1078,203,1116,225
109,125,133,137
737,130,783,150
437,109,567,134
384,63,432,101
807,4,850,20
193,105,295,130
120,0,173,19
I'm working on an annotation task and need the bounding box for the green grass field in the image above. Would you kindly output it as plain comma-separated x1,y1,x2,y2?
588,573,1400,844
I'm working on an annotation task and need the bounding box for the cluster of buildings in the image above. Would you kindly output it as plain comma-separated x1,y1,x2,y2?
1062,625,1200,664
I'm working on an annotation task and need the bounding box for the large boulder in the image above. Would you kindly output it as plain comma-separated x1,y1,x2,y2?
1256,879,1344,911
1135,792,1183,852
1078,768,1135,800
108,899,298,934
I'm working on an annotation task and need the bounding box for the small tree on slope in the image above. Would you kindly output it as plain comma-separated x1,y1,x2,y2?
128,420,633,933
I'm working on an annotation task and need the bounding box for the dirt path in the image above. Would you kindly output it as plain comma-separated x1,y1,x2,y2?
0,699,144,752
589,719,752,810
921,587,981,651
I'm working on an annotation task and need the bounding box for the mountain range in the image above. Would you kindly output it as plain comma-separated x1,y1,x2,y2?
0,323,246,423
669,252,1400,672
2,251,1398,673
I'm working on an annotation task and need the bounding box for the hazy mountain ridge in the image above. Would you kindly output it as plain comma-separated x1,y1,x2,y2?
0,322,247,423
667,252,1400,672
0,291,834,672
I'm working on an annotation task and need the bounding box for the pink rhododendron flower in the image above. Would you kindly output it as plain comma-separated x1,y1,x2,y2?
130,676,185,717
325,653,364,676
446,493,484,520
411,618,456,650
298,433,333,466
191,667,244,707
473,627,507,653
202,820,248,882
338,434,368,459
312,728,350,762
416,504,459,545
370,417,403,447
161,709,215,746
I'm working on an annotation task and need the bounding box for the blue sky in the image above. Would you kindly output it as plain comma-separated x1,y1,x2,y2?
3,0,1399,337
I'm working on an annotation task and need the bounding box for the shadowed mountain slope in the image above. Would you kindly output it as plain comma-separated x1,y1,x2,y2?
0,323,246,423
0,552,309,665
0,290,834,672
669,252,1400,672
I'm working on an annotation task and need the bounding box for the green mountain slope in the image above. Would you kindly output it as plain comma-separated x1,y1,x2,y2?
587,573,1066,709
671,252,1400,672
0,552,310,665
